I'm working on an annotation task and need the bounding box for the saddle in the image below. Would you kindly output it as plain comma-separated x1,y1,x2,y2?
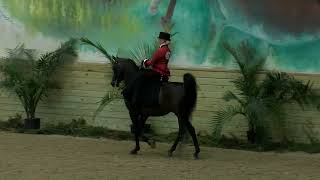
138,74,167,107
122,71,167,107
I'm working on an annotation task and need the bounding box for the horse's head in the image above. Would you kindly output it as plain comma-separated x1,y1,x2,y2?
79,37,135,87
110,56,123,87
110,56,138,87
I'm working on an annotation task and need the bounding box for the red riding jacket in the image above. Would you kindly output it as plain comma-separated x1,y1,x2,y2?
143,44,171,76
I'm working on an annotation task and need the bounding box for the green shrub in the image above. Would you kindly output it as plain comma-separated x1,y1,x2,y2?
213,41,320,145
0,39,78,122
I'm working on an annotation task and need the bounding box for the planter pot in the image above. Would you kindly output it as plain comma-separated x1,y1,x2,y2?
130,124,151,134
24,118,40,129
247,130,256,144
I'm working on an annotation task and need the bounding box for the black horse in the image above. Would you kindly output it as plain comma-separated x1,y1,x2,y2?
110,57,200,159
80,38,199,158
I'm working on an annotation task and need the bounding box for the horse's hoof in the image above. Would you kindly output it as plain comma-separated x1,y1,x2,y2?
193,153,199,160
150,140,156,149
130,150,138,155
168,150,173,157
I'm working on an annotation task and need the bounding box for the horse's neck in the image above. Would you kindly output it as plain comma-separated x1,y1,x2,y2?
123,67,138,86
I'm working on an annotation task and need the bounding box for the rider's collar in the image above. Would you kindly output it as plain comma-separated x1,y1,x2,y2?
160,41,170,48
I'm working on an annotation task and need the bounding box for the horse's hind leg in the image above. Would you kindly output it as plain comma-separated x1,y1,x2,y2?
141,135,156,149
168,119,183,157
184,120,200,159
140,115,156,149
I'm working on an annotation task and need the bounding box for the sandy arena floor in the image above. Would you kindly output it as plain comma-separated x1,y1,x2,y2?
0,132,319,180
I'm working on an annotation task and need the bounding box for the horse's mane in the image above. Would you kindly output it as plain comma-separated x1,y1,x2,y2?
117,57,139,70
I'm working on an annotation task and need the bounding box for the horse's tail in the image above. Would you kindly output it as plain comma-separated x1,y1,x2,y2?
178,73,198,150
182,73,197,117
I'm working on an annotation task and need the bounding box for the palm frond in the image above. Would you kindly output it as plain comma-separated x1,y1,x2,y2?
6,44,37,62
224,41,265,96
36,38,77,74
288,80,319,109
223,42,244,72
223,90,244,105
80,37,113,62
34,39,77,98
261,71,320,109
92,88,123,121
0,58,30,90
212,105,243,141
231,77,251,97
129,41,158,63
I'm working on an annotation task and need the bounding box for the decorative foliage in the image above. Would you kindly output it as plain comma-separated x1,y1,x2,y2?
213,41,320,145
80,37,115,64
129,41,158,63
80,37,125,120
0,39,78,120
92,86,124,120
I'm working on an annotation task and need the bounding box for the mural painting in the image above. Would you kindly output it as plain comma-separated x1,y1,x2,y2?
0,0,320,72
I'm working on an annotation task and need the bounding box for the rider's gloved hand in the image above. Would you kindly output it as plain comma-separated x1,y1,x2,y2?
142,59,148,68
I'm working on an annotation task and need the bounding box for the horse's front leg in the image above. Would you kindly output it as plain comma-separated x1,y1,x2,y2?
131,123,140,155
129,110,140,155
125,101,141,154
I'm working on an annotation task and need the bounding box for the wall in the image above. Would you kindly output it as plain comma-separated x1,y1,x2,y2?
0,63,319,143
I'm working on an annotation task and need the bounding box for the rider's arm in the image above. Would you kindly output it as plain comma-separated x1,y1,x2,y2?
144,49,162,67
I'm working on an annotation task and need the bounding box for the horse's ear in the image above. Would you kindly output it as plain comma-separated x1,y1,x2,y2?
112,56,118,63
110,58,115,64
110,55,117,64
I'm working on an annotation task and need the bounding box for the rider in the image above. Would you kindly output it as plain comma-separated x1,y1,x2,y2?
143,31,171,82
123,32,172,106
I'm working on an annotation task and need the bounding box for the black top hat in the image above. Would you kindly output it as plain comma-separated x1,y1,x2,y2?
158,32,171,41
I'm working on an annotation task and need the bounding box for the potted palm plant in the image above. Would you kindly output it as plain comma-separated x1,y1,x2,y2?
213,41,320,145
0,39,78,129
